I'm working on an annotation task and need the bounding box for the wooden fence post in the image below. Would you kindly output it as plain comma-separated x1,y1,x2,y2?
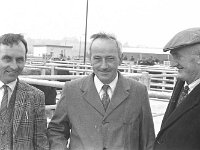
76,65,80,75
162,72,166,92
139,72,150,90
41,69,46,75
51,66,55,75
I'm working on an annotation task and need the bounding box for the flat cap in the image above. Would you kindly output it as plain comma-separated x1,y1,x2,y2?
163,27,200,52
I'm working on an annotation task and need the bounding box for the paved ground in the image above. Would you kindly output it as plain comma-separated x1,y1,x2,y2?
150,98,169,135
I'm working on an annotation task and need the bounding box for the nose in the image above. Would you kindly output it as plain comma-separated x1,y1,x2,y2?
101,58,108,69
170,59,178,68
10,60,18,70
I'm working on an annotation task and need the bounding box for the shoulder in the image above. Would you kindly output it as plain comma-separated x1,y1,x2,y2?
64,75,90,88
18,81,44,97
120,74,147,90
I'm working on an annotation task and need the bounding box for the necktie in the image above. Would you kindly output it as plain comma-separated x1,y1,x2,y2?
176,85,189,107
101,85,110,111
0,84,8,119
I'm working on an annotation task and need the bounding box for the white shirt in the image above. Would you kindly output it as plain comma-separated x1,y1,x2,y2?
187,78,200,94
0,80,17,107
94,73,118,101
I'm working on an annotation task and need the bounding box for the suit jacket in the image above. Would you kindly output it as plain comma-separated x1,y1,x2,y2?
11,80,49,150
154,79,200,150
48,72,155,150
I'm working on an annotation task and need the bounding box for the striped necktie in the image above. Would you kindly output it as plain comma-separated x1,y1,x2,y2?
0,84,8,119
101,85,110,111
176,85,189,107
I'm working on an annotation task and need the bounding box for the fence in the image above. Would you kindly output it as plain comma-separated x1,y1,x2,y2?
24,61,178,92
19,74,171,122
24,59,173,129
19,73,172,105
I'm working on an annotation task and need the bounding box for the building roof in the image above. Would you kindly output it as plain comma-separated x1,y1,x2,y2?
122,47,169,54
33,44,73,48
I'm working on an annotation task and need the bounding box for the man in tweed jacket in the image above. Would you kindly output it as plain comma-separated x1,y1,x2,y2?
0,33,49,149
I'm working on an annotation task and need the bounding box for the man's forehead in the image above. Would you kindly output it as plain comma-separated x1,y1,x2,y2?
0,41,25,50
92,38,117,46
170,48,179,55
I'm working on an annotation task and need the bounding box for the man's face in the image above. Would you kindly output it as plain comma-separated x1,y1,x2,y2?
0,42,26,84
90,38,122,84
170,46,200,84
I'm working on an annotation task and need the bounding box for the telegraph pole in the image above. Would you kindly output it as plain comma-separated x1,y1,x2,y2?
83,0,88,64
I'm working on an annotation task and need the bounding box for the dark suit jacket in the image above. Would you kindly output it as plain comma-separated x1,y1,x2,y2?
11,80,49,150
154,79,200,150
48,72,155,150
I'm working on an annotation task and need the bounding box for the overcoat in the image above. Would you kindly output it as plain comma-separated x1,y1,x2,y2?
9,80,49,150
154,79,200,150
48,72,155,150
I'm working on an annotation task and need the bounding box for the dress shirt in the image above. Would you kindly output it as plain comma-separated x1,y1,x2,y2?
94,73,118,101
0,80,17,107
187,78,200,94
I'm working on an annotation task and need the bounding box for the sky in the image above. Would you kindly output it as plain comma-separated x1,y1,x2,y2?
1,0,200,48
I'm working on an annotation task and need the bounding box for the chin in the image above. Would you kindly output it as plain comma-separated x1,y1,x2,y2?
99,79,110,84
5,77,17,83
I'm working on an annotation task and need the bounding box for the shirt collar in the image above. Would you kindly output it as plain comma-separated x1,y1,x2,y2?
94,73,118,94
0,80,17,92
188,78,200,93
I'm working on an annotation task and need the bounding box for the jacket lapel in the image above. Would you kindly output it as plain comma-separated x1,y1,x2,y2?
161,79,184,127
104,73,130,117
161,82,200,131
81,74,105,116
13,81,27,137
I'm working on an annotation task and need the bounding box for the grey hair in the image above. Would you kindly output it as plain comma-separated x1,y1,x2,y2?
89,32,122,59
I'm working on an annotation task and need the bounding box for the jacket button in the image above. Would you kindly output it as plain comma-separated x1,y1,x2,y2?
102,120,108,125
103,148,107,150
157,139,164,144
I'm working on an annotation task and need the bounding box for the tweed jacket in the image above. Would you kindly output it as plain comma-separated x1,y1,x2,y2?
48,72,155,150
154,79,200,150
10,80,49,150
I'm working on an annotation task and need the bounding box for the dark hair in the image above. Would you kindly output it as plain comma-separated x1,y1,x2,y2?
89,32,122,58
0,33,28,54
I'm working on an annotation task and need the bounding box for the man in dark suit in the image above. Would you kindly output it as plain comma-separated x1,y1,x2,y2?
154,28,200,150
48,32,155,150
0,33,49,149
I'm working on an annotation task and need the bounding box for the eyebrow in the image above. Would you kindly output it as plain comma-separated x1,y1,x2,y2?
2,55,25,59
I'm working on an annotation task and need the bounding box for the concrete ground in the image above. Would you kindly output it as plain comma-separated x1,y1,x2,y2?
150,98,169,135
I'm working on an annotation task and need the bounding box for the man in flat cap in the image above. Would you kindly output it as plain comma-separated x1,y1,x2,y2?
154,27,200,150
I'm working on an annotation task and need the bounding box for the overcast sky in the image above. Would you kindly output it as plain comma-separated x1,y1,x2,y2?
1,0,200,48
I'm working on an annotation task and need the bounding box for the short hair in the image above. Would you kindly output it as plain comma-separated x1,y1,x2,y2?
0,33,28,54
89,32,122,59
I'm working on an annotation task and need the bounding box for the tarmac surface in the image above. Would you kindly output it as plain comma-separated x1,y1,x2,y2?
150,98,169,135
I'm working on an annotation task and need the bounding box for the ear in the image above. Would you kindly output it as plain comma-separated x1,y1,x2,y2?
197,59,200,65
195,53,200,64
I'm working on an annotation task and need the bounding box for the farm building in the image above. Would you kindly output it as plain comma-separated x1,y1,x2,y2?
33,44,73,60
122,47,171,64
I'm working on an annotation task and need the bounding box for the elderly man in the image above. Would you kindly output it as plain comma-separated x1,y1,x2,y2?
0,33,49,149
154,28,200,150
48,32,155,150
